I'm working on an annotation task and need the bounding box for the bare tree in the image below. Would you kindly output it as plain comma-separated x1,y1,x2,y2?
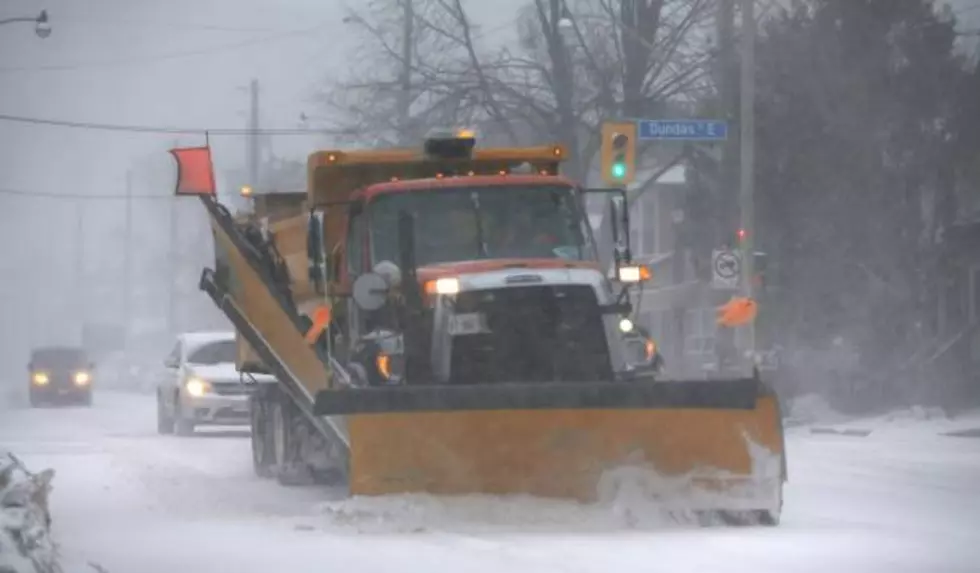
317,0,714,179
475,0,715,184
316,0,494,147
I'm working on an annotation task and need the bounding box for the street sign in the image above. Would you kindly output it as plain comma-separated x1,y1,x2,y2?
712,248,741,290
638,119,728,142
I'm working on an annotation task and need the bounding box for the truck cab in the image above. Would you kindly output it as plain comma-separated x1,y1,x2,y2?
307,130,658,388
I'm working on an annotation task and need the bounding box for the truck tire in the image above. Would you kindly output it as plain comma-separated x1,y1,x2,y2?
250,393,275,478
271,398,312,486
156,392,174,434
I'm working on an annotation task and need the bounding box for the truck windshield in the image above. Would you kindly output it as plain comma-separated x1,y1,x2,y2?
368,184,595,266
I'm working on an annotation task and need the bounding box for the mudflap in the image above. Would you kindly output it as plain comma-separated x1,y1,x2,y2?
313,378,785,518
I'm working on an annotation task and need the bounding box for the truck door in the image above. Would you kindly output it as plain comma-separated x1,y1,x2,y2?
344,206,368,348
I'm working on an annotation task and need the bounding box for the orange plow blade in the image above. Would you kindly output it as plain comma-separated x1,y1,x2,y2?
316,379,786,519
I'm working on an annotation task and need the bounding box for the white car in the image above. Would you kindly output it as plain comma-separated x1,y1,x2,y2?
155,331,272,436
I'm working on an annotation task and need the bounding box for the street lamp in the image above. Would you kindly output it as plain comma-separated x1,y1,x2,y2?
0,10,51,38
35,10,51,38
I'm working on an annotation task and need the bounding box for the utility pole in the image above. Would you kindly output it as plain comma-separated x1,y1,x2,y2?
714,0,739,374
169,139,180,339
247,79,260,189
717,0,737,234
75,202,85,340
123,170,133,351
397,0,413,145
550,0,578,181
739,0,756,359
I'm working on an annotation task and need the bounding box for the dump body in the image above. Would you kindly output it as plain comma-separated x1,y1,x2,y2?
176,134,786,523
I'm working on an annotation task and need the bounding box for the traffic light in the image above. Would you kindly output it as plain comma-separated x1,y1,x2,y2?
601,121,636,186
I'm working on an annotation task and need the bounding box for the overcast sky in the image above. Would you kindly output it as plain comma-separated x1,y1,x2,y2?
0,0,526,197
0,0,527,365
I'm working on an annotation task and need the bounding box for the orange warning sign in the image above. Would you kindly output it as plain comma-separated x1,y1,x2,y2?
304,306,332,345
717,296,758,327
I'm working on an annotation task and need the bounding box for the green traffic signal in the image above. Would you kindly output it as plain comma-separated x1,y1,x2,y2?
611,161,627,179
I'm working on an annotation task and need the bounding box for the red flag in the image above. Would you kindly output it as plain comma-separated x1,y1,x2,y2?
169,146,216,195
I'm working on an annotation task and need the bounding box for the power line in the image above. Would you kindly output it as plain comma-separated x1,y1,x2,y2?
0,186,173,200
0,113,333,135
0,22,332,74
49,16,296,33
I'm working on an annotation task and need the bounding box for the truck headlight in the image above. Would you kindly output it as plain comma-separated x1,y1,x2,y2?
618,317,634,333
32,372,49,386
73,371,91,386
617,265,651,283
424,277,460,295
185,377,211,397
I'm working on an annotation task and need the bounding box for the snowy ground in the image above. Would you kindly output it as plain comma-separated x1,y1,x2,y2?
1,391,979,573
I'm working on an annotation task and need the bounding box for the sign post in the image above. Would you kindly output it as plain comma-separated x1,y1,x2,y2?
711,248,741,290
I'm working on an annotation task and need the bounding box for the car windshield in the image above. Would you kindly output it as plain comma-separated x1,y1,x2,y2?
31,347,88,368
368,184,595,266
187,340,237,365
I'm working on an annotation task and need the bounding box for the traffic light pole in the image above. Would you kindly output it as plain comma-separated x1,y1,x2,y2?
738,0,756,360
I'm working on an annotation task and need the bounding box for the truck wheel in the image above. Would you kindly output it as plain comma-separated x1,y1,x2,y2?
156,392,174,434
756,509,780,527
271,399,311,486
250,394,275,478
29,392,42,408
80,391,93,407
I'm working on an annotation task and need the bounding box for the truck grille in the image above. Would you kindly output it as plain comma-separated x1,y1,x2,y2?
450,285,613,384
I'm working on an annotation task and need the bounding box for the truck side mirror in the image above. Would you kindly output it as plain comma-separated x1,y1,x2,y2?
607,194,632,269
352,272,389,311
307,208,327,295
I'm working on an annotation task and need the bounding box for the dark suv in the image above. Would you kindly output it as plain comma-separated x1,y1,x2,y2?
28,346,94,407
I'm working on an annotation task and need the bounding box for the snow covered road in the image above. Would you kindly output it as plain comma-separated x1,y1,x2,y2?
2,391,979,573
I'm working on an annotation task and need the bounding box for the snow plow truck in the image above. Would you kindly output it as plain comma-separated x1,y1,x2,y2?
168,129,787,524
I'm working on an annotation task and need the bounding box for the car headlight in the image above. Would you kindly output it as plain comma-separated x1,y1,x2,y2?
73,371,91,386
31,372,49,386
185,377,211,397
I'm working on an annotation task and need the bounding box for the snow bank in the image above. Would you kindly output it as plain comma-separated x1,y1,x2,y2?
800,400,980,440
318,436,783,534
0,453,60,573
785,393,851,426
